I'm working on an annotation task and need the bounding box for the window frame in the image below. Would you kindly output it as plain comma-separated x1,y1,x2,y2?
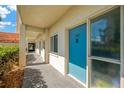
88,6,121,88
90,6,121,63
50,34,58,53
91,59,121,88
120,5,124,88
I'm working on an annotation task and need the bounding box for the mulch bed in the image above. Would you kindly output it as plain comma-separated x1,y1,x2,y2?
0,66,24,88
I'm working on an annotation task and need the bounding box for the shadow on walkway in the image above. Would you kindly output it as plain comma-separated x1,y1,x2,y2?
26,54,36,62
26,53,44,66
23,53,84,88
26,63,46,66
22,68,47,88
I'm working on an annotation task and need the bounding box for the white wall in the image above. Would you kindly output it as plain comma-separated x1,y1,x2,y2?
35,33,46,62
48,5,114,75
35,42,39,54
40,41,45,62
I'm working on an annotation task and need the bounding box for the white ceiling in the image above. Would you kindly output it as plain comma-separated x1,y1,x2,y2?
18,5,72,28
26,26,43,41
26,31,40,41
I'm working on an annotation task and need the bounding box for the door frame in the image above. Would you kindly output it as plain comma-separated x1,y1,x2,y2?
28,43,35,52
65,21,88,88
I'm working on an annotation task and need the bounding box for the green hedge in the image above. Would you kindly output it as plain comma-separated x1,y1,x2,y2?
0,46,19,76
92,46,120,53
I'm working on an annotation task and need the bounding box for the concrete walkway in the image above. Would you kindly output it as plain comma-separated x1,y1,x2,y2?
22,53,84,88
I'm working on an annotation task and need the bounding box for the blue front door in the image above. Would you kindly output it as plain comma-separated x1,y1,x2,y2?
69,24,87,84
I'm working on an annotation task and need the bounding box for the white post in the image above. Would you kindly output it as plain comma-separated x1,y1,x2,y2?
19,24,26,68
45,29,49,64
121,6,124,88
64,28,69,75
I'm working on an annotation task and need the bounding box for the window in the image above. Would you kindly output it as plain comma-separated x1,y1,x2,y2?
91,60,120,88
91,7,120,60
50,34,58,53
90,7,121,88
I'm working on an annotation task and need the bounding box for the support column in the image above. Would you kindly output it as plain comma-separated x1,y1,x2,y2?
26,39,29,53
121,6,124,88
45,29,49,64
19,24,26,68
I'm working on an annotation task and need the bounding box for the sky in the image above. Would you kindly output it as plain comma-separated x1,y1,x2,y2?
91,19,107,42
0,5,16,33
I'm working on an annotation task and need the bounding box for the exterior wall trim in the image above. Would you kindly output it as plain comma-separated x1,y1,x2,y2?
90,56,121,65
49,32,59,54
65,20,88,87
87,5,117,20
120,5,124,88
87,18,91,88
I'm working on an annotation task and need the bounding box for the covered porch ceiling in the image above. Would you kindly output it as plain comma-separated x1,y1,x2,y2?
18,5,72,28
26,31,40,42
18,5,72,42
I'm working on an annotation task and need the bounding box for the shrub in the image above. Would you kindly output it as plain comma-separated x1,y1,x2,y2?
0,46,19,76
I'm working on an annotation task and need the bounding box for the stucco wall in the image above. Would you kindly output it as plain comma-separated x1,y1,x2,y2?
35,42,39,54
48,5,114,75
35,33,46,62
